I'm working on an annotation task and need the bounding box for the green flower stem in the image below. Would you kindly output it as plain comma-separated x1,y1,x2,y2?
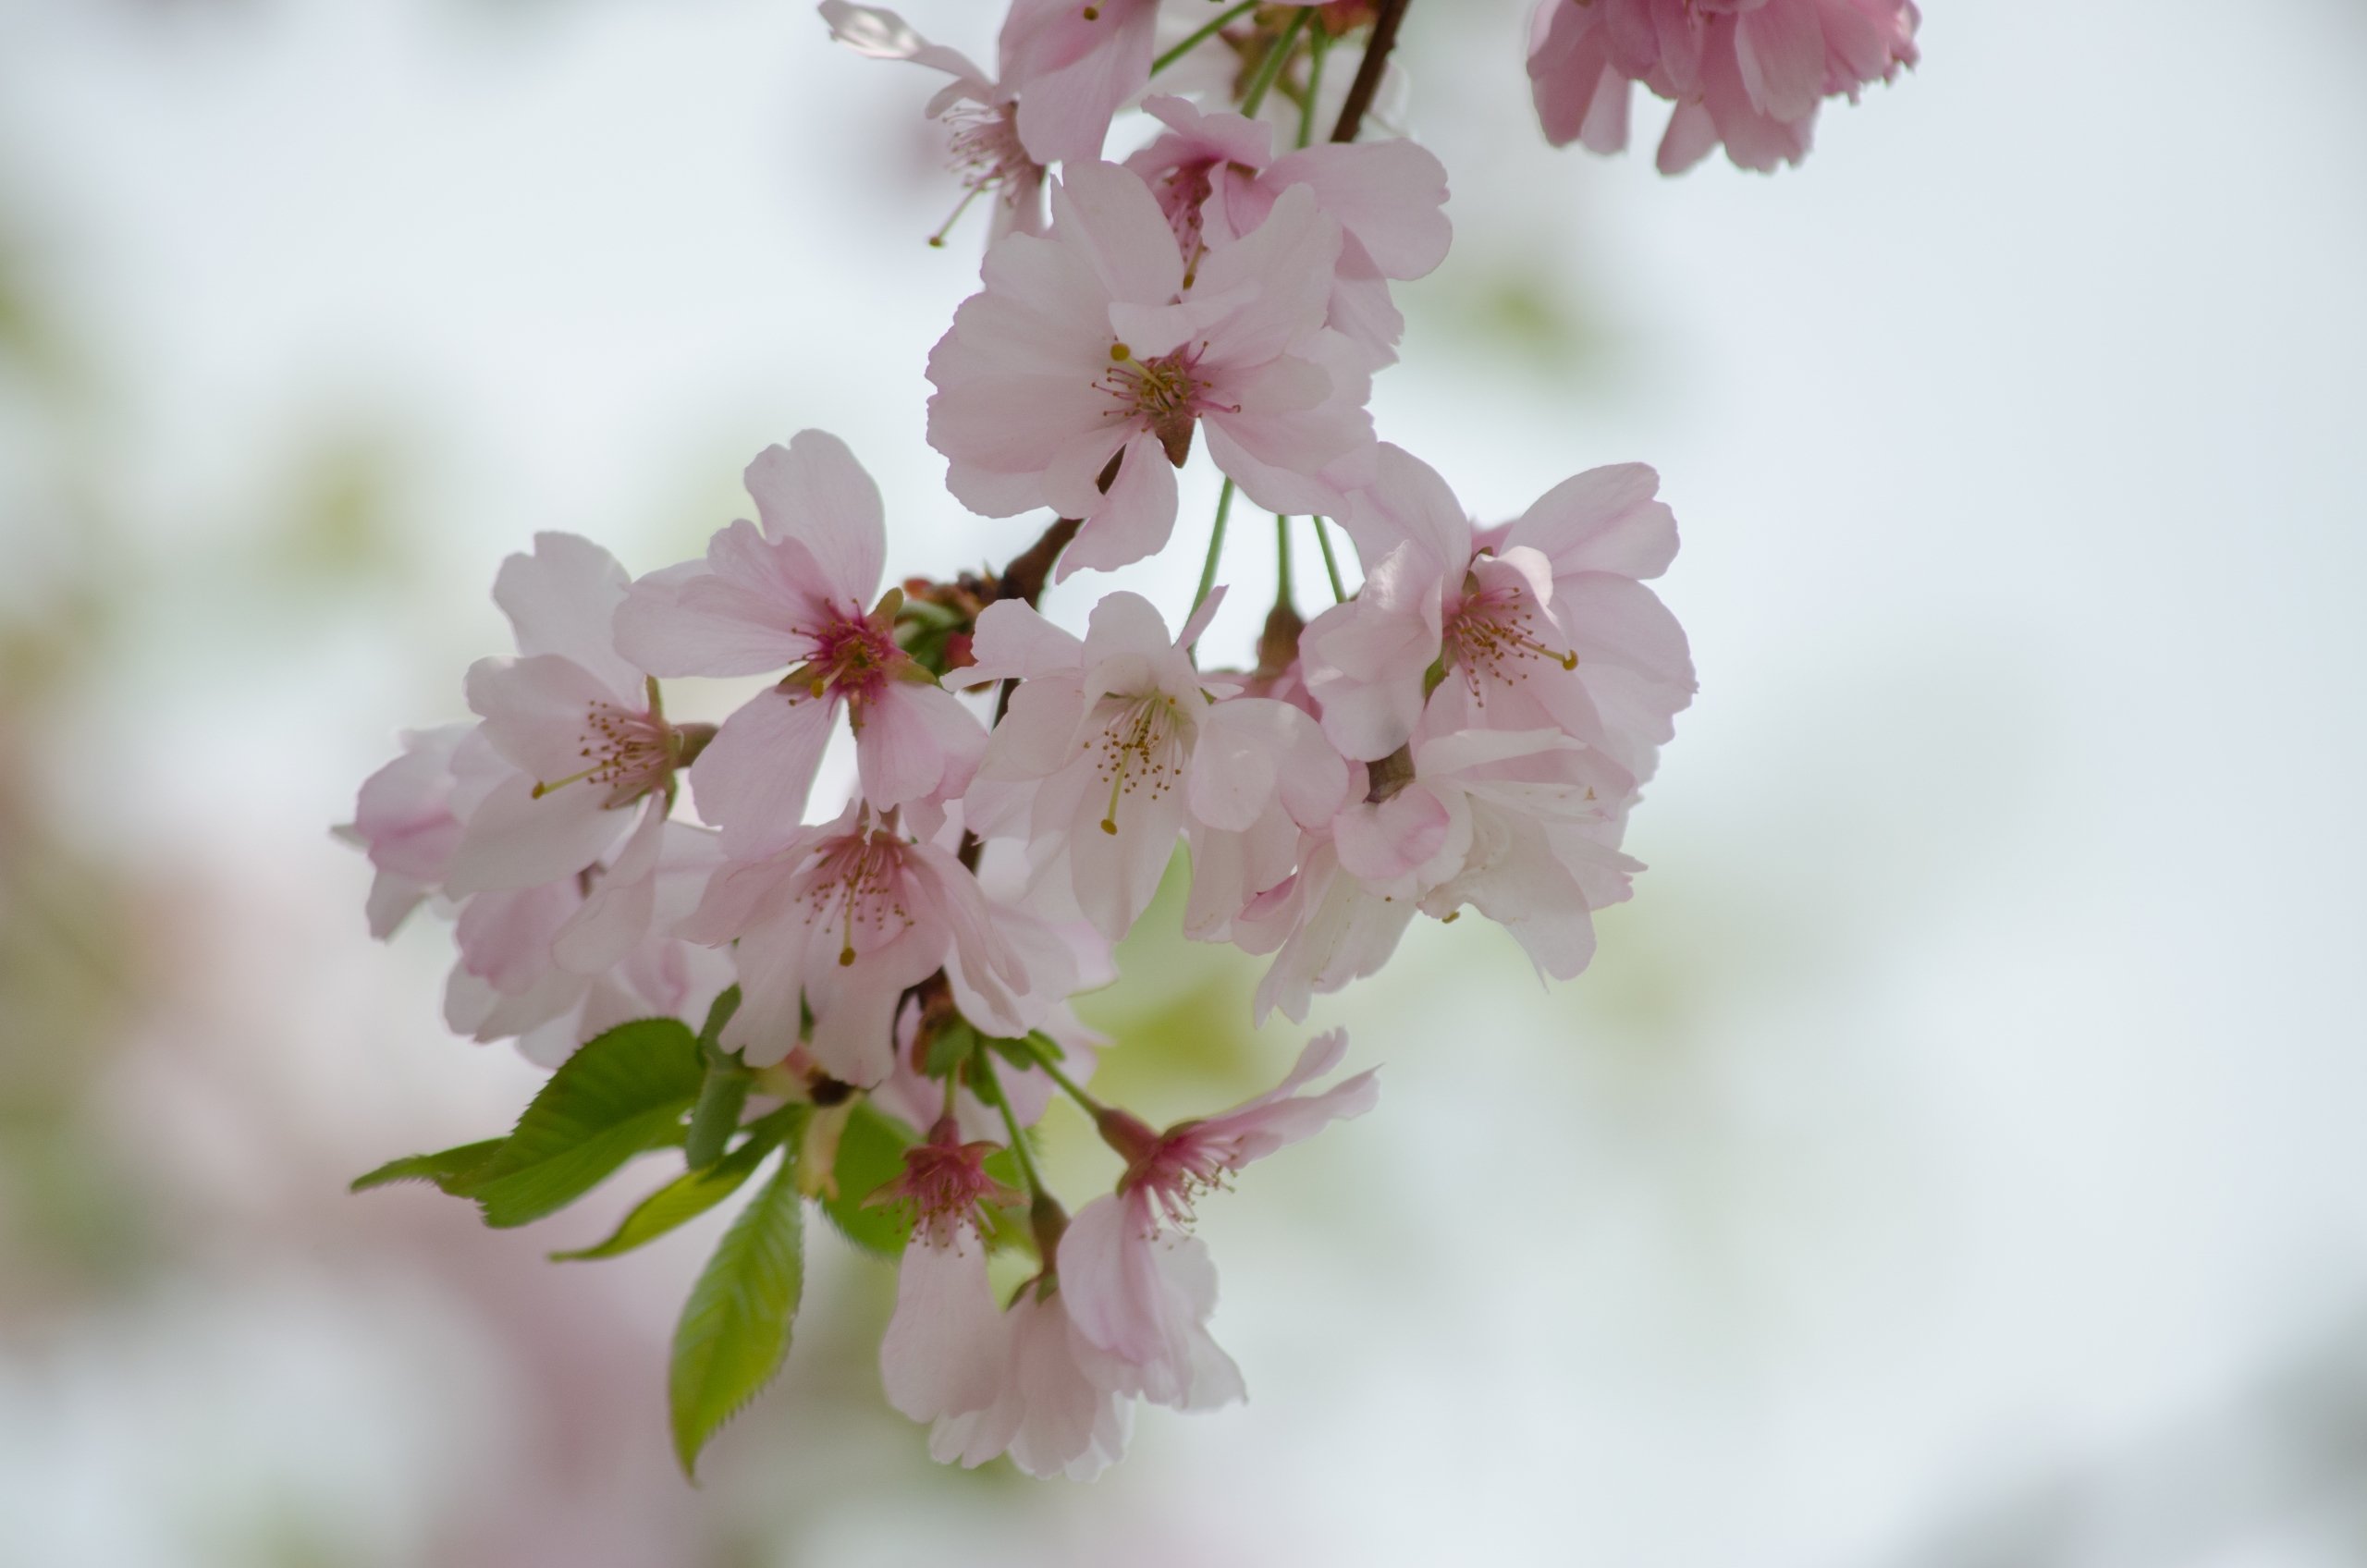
1152,1,1257,77
1313,513,1348,601
1190,476,1237,653
1029,1047,1107,1120
1239,8,1311,120
971,1051,1048,1200
1276,513,1295,604
1296,27,1331,150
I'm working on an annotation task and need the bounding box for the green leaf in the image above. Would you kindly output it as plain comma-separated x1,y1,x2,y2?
984,1028,1062,1070
350,1139,506,1196
469,1017,705,1230
670,1143,804,1478
923,1018,980,1079
682,1061,752,1171
549,1111,802,1262
817,1101,916,1257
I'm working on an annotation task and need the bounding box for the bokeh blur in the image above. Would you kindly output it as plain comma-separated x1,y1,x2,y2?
5,0,2365,1562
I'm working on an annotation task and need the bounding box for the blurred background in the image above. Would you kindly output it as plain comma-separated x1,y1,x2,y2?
5,0,2365,1562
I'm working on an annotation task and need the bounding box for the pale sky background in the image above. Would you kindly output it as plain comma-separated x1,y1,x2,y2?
2,0,2364,1563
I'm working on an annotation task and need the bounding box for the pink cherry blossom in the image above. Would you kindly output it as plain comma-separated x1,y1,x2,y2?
959,589,1346,942
616,434,985,856
681,802,1050,1084
875,1118,1024,1425
1481,461,1697,782
819,2,1048,243
1231,834,1416,1023
1057,1028,1376,1405
1124,93,1451,361
1303,445,1694,780
443,819,729,1064
1528,0,1919,174
925,1284,1132,1480
441,532,692,902
339,724,501,938
926,161,1376,579
1241,701,1642,1021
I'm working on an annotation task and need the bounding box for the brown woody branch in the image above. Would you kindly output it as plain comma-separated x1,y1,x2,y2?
1330,0,1413,145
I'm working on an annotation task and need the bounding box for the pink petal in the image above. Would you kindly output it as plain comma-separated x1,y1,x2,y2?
463,654,625,785
491,532,640,696
1048,160,1184,306
1505,462,1676,580
1055,434,1179,581
881,1235,1005,1423
855,681,987,812
1056,1193,1168,1366
743,432,888,606
443,772,628,897
685,689,838,858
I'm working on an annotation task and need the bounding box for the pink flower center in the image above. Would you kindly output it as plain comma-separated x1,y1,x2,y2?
1100,341,1232,466
1149,158,1218,258
1443,573,1577,705
1103,1110,1239,1231
800,827,918,967
874,1117,1020,1247
784,609,908,723
533,696,674,808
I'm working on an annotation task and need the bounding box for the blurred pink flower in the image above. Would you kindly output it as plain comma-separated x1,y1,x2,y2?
1528,0,1919,173
820,2,1049,242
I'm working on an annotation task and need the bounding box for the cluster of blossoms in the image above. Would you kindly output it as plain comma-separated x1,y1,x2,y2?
347,0,1912,1482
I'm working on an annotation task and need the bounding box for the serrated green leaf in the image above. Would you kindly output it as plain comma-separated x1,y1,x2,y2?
817,1101,917,1257
350,1139,506,1196
670,1144,804,1478
469,1017,705,1230
683,1061,752,1171
549,1111,802,1262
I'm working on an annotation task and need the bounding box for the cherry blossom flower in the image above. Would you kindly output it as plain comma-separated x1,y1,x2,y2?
1302,444,1694,780
1123,93,1451,361
339,724,502,938
443,817,730,1063
1058,1028,1377,1405
1230,833,1416,1023
1528,0,1919,174
1240,697,1642,1020
876,1118,1021,1425
447,922,736,1070
819,2,1049,243
959,589,1347,942
440,533,693,903
926,161,1376,579
680,802,1049,1084
1479,460,1697,782
925,1284,1133,1480
616,434,985,856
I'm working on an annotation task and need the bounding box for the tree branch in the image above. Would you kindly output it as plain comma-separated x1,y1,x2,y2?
1330,0,1414,145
